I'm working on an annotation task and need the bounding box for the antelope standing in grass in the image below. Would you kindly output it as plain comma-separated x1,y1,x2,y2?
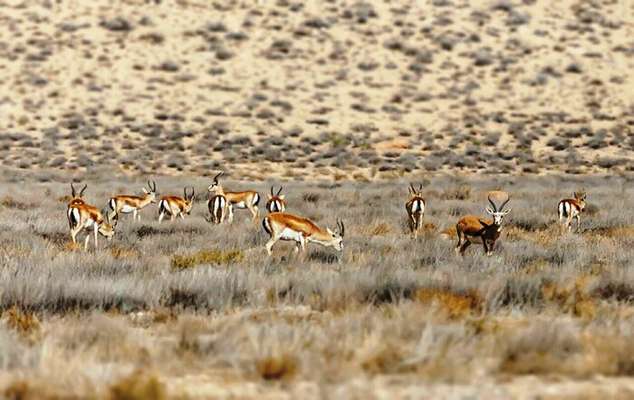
207,172,260,223
558,190,587,232
158,187,195,222
455,191,511,256
68,183,87,206
108,180,157,222
67,201,116,250
206,193,229,224
266,186,287,213
405,183,425,238
262,212,344,256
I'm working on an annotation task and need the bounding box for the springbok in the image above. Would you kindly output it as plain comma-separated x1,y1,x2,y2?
455,191,511,256
108,180,157,221
206,193,229,224
68,183,87,206
67,201,116,250
158,187,195,222
266,186,287,213
405,183,425,238
207,172,260,222
262,212,344,256
558,191,586,232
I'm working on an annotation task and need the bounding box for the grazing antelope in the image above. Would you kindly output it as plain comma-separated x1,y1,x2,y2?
455,191,511,256
67,201,116,250
266,186,287,213
558,190,587,232
207,172,260,222
405,183,426,238
262,212,344,256
108,180,157,222
158,187,195,222
68,183,87,206
206,193,229,224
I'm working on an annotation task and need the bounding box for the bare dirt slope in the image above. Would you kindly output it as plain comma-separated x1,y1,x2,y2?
0,0,633,179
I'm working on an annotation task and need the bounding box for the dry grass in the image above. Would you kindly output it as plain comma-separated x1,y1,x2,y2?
0,173,632,397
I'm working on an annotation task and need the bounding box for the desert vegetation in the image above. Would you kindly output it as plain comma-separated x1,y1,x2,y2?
1,172,634,398
0,0,632,180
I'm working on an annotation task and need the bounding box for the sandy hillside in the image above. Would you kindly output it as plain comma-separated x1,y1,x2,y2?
0,0,633,179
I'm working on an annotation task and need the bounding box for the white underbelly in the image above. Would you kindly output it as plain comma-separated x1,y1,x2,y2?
232,201,247,209
279,228,303,242
82,219,96,229
120,205,136,213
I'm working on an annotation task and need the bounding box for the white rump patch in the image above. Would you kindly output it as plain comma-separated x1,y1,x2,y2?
120,205,136,213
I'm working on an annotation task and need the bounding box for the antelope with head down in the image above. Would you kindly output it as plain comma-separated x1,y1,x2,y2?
262,212,344,256
67,199,117,250
455,191,511,256
207,172,260,223
405,183,425,238
558,190,586,232
158,187,195,222
266,186,287,213
108,180,157,222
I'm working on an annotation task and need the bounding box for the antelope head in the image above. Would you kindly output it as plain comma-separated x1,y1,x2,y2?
485,191,511,225
183,186,195,215
99,212,117,240
69,183,87,205
574,189,587,210
325,219,345,251
408,183,423,197
142,180,158,203
207,171,224,194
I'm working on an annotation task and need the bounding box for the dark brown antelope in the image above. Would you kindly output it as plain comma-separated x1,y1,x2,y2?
405,183,425,238
558,190,586,232
266,186,287,213
455,191,511,256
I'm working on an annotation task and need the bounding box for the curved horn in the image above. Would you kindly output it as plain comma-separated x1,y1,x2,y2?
152,180,157,192
71,183,76,197
418,183,423,192
499,195,511,211
409,183,415,194
190,186,195,200
79,184,87,197
213,171,223,183
183,187,187,198
270,186,275,196
277,186,283,196
487,194,497,212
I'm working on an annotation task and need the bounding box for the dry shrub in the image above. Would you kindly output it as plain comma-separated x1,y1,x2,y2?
2,380,64,400
0,196,32,210
360,341,407,374
370,222,391,236
414,288,482,319
171,249,244,270
542,276,597,319
63,241,81,252
110,245,141,259
3,306,41,339
109,371,166,400
256,353,298,381
440,185,471,200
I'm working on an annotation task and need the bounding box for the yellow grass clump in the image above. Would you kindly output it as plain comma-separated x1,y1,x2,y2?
171,249,244,270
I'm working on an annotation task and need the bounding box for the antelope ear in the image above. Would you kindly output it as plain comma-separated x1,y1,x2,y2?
267,193,272,199
502,208,512,214
327,228,335,236
142,188,149,194
279,195,285,200
485,207,494,215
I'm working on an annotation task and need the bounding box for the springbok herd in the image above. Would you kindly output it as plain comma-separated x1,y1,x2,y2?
66,173,588,256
